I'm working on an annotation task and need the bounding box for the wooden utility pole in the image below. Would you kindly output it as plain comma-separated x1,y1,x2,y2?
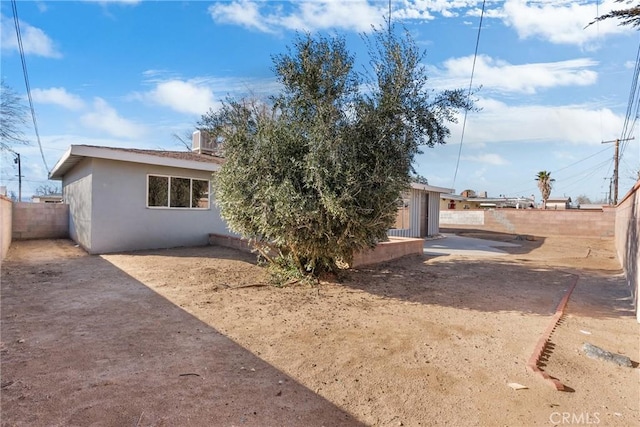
602,137,634,205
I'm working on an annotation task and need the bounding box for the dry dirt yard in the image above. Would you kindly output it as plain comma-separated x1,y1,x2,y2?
1,233,638,427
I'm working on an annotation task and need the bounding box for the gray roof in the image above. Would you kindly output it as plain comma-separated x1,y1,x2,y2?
50,145,224,179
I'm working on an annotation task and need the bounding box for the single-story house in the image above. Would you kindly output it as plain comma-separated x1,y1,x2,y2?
49,145,231,254
545,196,572,210
388,182,454,238
31,194,63,203
50,142,451,253
439,193,535,210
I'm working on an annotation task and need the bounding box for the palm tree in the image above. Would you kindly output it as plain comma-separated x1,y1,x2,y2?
535,171,555,209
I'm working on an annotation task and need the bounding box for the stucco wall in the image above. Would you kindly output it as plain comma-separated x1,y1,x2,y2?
1,196,12,261
440,208,615,238
614,181,640,322
12,202,69,240
63,157,94,251
388,189,442,238
75,158,231,254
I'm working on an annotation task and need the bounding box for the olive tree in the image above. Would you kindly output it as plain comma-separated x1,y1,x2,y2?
199,26,471,278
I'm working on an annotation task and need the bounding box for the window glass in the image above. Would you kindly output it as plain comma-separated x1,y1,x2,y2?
192,179,209,208
147,175,210,209
170,177,191,208
148,176,168,207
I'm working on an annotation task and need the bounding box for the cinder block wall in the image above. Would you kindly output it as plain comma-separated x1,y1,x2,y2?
12,202,69,240
614,182,640,322
441,209,615,238
1,196,12,260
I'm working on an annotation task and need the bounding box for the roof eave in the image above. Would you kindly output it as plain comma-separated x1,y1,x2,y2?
410,182,454,194
49,145,222,180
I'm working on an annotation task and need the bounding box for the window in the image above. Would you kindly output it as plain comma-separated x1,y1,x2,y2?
147,175,210,209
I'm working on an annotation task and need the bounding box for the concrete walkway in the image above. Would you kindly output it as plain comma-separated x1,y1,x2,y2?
424,233,521,256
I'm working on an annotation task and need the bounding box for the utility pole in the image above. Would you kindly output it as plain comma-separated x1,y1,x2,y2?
13,152,21,202
602,137,634,205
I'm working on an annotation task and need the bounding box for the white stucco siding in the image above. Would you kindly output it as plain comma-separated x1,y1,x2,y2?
388,189,445,238
62,158,94,251
88,158,231,254
425,191,441,236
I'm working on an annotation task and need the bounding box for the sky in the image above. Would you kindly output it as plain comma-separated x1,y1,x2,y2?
1,0,639,203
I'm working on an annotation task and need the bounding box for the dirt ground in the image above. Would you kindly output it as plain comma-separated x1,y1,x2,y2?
1,232,638,426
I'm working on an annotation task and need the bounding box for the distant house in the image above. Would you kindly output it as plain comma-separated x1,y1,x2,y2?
389,182,453,238
545,196,572,210
49,145,231,254
31,194,63,204
439,193,535,210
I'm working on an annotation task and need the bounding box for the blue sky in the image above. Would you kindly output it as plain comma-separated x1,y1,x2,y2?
1,0,639,203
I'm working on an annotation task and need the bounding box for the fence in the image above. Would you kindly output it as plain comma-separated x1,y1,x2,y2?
1,196,12,261
615,182,640,322
12,202,69,240
440,208,615,238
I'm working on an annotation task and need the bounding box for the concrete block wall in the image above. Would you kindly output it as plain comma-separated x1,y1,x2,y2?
1,196,12,261
12,202,69,240
614,181,639,322
441,209,615,238
209,233,255,254
210,233,424,268
351,237,424,267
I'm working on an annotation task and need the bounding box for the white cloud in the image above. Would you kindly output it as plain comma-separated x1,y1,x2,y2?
138,79,218,115
501,0,631,46
0,14,61,58
452,97,624,146
81,98,146,139
206,0,634,45
209,0,386,33
437,55,598,94
32,87,85,110
208,0,273,33
462,153,509,165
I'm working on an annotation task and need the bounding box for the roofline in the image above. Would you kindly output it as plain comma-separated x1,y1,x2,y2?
49,145,222,179
49,146,73,179
410,182,454,194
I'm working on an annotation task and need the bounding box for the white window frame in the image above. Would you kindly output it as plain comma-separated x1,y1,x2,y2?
146,174,210,210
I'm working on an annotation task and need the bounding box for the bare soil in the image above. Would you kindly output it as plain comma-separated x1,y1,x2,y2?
1,233,638,426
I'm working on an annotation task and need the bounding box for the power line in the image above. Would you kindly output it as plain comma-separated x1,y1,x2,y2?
552,145,612,174
11,0,49,174
452,0,485,190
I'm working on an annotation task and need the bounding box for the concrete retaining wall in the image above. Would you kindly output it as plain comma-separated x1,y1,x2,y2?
209,234,424,268
209,233,257,254
440,208,615,238
614,181,640,322
12,202,69,240
1,196,12,261
351,237,424,267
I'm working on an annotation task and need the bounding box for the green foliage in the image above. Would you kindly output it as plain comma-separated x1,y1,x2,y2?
266,253,319,287
200,25,470,280
587,0,640,29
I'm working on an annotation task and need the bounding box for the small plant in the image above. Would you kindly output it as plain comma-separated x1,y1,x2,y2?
267,254,318,287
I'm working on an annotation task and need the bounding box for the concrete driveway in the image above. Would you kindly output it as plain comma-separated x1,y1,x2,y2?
424,233,521,256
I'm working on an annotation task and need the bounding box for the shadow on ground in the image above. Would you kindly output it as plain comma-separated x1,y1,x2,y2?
344,253,634,319
1,240,362,427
